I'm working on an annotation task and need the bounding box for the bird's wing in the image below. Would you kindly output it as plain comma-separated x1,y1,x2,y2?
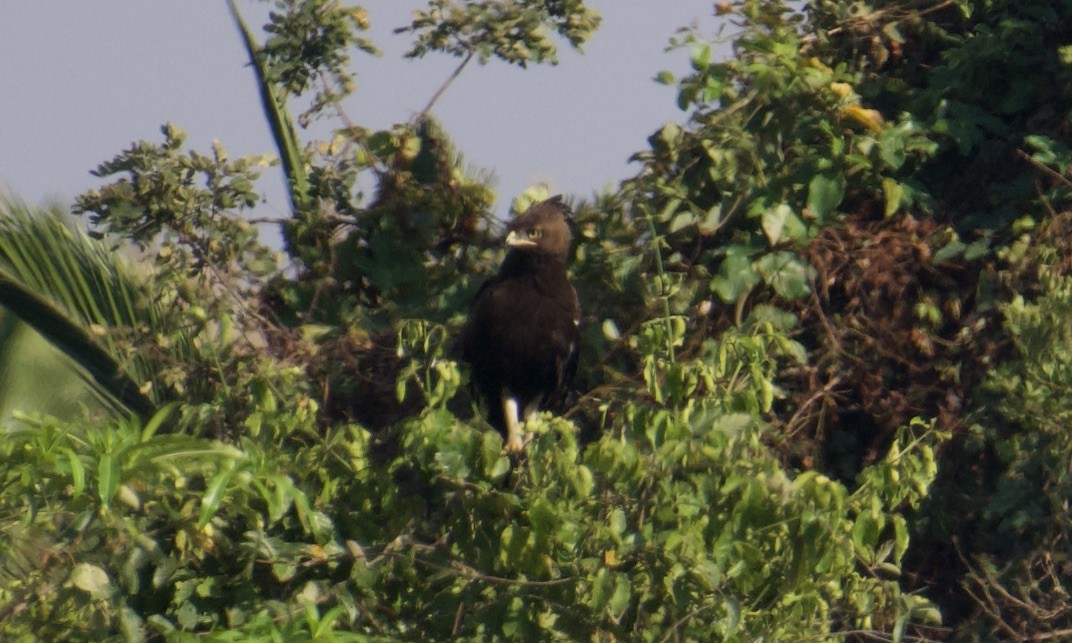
459,274,498,361
553,284,581,397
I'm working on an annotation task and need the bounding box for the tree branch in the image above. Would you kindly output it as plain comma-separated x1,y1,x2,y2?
413,49,476,123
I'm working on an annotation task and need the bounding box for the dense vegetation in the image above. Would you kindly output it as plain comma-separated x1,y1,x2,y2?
3,0,1072,639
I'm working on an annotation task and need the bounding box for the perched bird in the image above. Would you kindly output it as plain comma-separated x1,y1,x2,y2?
460,195,580,453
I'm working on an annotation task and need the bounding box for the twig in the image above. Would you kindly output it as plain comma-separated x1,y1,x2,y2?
954,541,1023,639
413,49,476,123
322,72,360,134
414,557,574,587
659,604,717,643
1017,148,1072,191
1033,628,1072,641
821,629,932,642
452,601,465,636
918,0,957,18
784,374,843,437
246,216,291,225
641,201,679,364
809,271,844,356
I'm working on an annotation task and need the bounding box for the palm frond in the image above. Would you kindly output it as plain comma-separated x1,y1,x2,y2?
0,196,158,418
227,0,310,216
0,311,99,423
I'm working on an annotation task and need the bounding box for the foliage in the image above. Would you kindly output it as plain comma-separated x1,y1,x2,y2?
400,0,601,66
0,310,98,424
6,0,1072,639
0,197,159,416
0,317,945,640
954,273,1072,638
904,220,1072,639
259,0,377,120
74,124,277,284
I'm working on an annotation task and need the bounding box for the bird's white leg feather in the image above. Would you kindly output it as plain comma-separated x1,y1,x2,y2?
502,393,524,453
523,401,540,424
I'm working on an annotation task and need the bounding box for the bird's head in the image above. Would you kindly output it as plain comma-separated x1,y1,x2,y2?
504,195,573,261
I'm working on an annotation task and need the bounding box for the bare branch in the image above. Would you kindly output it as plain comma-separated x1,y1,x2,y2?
413,49,476,124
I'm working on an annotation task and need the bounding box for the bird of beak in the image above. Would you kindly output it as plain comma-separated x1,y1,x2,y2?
505,230,538,248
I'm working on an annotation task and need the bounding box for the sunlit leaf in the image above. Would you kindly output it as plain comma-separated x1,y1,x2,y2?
754,252,811,299
71,563,114,598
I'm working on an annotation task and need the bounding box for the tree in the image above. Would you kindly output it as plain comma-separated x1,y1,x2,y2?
4,0,1072,639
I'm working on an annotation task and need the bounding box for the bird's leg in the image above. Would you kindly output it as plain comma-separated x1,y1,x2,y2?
523,401,541,426
501,393,525,454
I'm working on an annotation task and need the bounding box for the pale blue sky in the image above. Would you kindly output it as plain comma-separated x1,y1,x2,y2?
0,2,726,218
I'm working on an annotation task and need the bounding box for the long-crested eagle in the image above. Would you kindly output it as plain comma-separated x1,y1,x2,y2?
460,195,580,453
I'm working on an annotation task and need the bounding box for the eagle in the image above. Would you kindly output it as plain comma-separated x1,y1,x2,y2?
460,195,580,453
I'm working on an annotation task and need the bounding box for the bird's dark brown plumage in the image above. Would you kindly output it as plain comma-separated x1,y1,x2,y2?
460,195,580,452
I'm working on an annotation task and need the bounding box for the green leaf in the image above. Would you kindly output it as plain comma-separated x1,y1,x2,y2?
588,568,612,610
882,178,904,217
489,456,511,479
572,465,594,497
964,238,991,260
140,401,178,441
754,252,811,299
609,508,627,535
436,450,470,478
669,211,696,233
933,239,966,263
98,453,118,507
367,130,397,158
711,248,761,302
119,604,145,642
690,43,712,70
198,467,234,528
879,130,907,170
852,513,881,553
608,574,632,616
893,613,908,643
761,204,791,245
601,319,621,340
63,447,85,498
401,135,422,160
892,515,910,560
723,597,740,637
807,172,846,221
71,563,114,598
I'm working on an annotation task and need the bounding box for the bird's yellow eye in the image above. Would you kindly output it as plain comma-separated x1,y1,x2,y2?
529,227,542,239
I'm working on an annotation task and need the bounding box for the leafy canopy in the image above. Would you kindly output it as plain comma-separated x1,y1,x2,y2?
8,0,1072,640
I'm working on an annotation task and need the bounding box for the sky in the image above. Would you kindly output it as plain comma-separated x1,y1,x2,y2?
0,2,728,220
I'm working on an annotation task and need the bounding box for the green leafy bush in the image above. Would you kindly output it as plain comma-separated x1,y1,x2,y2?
7,0,1072,639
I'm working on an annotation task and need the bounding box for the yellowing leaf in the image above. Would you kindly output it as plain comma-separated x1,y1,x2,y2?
840,104,885,133
829,82,853,99
882,178,904,217
803,57,833,74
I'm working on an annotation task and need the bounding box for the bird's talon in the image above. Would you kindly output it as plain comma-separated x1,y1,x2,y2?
502,439,525,456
